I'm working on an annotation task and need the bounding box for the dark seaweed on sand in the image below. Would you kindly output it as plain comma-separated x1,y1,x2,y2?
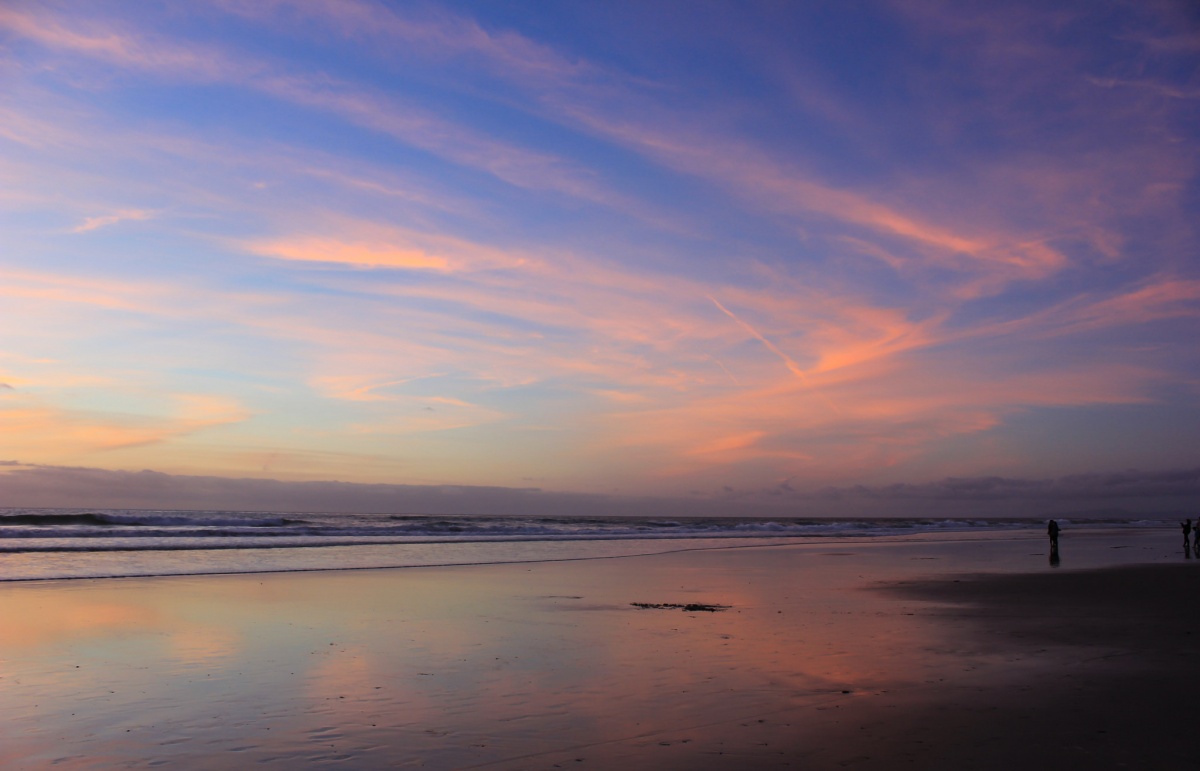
630,602,729,612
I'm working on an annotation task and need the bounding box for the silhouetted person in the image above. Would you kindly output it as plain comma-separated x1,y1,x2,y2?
1047,520,1061,566
1183,519,1193,550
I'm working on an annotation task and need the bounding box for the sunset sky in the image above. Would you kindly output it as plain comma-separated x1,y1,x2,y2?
2,1,1198,513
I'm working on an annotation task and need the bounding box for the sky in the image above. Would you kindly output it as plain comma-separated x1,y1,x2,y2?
1,1,1198,515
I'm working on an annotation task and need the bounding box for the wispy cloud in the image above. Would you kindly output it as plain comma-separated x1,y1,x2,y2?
1,1,1194,497
349,395,508,435
0,5,250,79
0,6,638,214
0,268,168,313
70,208,154,233
231,1,1082,288
210,0,593,85
244,237,451,271
0,393,249,457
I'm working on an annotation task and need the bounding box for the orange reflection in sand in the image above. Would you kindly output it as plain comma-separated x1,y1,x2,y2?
0,581,251,676
304,643,376,700
0,594,162,649
164,625,243,666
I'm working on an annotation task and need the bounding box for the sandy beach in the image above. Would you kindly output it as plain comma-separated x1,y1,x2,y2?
1,528,1197,769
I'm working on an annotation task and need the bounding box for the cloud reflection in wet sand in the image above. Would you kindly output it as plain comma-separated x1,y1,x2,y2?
0,535,1123,768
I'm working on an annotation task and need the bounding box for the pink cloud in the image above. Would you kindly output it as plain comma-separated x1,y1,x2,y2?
572,347,1162,486
205,0,1085,292
562,107,1071,292
0,393,249,458
0,268,167,313
212,0,591,85
0,6,251,80
243,237,451,271
70,208,154,233
1047,278,1200,335
956,276,1200,344
1,6,633,213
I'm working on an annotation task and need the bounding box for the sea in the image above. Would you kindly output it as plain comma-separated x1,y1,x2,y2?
0,508,1170,582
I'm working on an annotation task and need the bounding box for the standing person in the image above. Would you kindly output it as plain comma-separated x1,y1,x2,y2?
1047,519,1060,549
1182,519,1193,550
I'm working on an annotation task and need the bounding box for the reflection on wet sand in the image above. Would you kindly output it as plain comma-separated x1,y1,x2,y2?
0,531,1182,768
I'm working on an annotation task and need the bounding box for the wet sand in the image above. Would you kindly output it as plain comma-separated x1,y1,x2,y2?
844,562,1200,770
0,529,1196,769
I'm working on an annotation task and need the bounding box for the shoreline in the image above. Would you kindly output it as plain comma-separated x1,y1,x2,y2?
1,530,1195,768
0,524,1167,584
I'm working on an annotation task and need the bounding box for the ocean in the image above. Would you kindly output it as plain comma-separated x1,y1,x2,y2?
0,508,1161,581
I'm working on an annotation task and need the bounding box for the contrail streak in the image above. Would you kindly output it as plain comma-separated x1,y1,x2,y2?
708,295,841,414
705,354,741,386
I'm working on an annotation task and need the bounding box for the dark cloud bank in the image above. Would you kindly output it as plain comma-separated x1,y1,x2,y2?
1,461,1197,519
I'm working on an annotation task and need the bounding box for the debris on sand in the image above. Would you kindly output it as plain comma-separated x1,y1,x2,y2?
630,602,729,612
